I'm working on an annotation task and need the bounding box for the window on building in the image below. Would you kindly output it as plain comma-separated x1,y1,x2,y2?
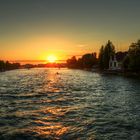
114,62,116,67
110,62,112,67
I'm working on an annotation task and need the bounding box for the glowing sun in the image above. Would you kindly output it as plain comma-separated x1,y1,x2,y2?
47,55,57,63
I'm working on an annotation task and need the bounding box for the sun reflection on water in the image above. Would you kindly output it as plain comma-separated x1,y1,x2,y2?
29,107,70,138
32,123,69,137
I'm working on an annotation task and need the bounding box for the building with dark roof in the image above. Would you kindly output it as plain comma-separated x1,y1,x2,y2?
109,52,127,70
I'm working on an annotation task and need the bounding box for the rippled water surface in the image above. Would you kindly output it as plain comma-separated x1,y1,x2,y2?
0,68,140,140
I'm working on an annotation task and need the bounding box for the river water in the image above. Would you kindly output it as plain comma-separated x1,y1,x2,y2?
0,68,140,140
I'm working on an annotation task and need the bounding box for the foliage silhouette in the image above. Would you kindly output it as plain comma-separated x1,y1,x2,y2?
98,40,115,69
123,40,140,72
0,61,20,72
67,53,97,69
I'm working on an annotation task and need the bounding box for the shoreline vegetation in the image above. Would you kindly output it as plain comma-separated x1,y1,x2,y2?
0,61,20,72
66,39,140,78
0,39,140,78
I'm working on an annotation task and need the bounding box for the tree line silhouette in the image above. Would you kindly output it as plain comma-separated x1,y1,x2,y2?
98,40,115,70
67,53,97,69
67,39,140,72
123,40,140,72
0,61,20,72
0,39,140,73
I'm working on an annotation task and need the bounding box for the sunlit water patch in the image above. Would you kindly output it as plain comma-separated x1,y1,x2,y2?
0,68,140,140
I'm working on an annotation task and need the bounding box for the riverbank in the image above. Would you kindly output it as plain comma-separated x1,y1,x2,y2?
99,69,140,79
1,66,140,79
83,68,140,79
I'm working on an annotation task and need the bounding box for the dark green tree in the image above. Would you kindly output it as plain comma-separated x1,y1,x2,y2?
82,53,97,68
98,45,104,69
103,40,115,69
0,60,5,71
128,40,140,72
77,58,83,68
5,61,11,70
122,55,130,70
0,60,20,72
66,56,77,68
66,53,97,69
98,40,115,69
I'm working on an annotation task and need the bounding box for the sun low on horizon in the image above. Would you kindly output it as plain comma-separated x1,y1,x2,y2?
46,55,57,63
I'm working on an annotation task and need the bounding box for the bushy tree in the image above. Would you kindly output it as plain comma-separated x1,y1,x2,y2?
66,53,97,69
122,55,130,70
0,60,5,71
98,45,104,69
67,56,77,68
99,40,115,69
127,40,140,72
77,58,83,68
0,60,20,71
82,53,97,68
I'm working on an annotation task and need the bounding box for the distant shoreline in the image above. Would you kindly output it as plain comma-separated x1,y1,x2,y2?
76,68,140,79
1,67,140,79
97,69,140,79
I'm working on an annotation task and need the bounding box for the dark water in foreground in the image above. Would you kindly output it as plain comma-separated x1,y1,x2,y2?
0,68,140,140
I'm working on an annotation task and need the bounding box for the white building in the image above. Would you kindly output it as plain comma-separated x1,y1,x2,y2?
109,52,127,70
109,55,121,70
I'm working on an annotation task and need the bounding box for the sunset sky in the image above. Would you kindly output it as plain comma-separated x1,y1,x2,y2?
0,0,140,61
